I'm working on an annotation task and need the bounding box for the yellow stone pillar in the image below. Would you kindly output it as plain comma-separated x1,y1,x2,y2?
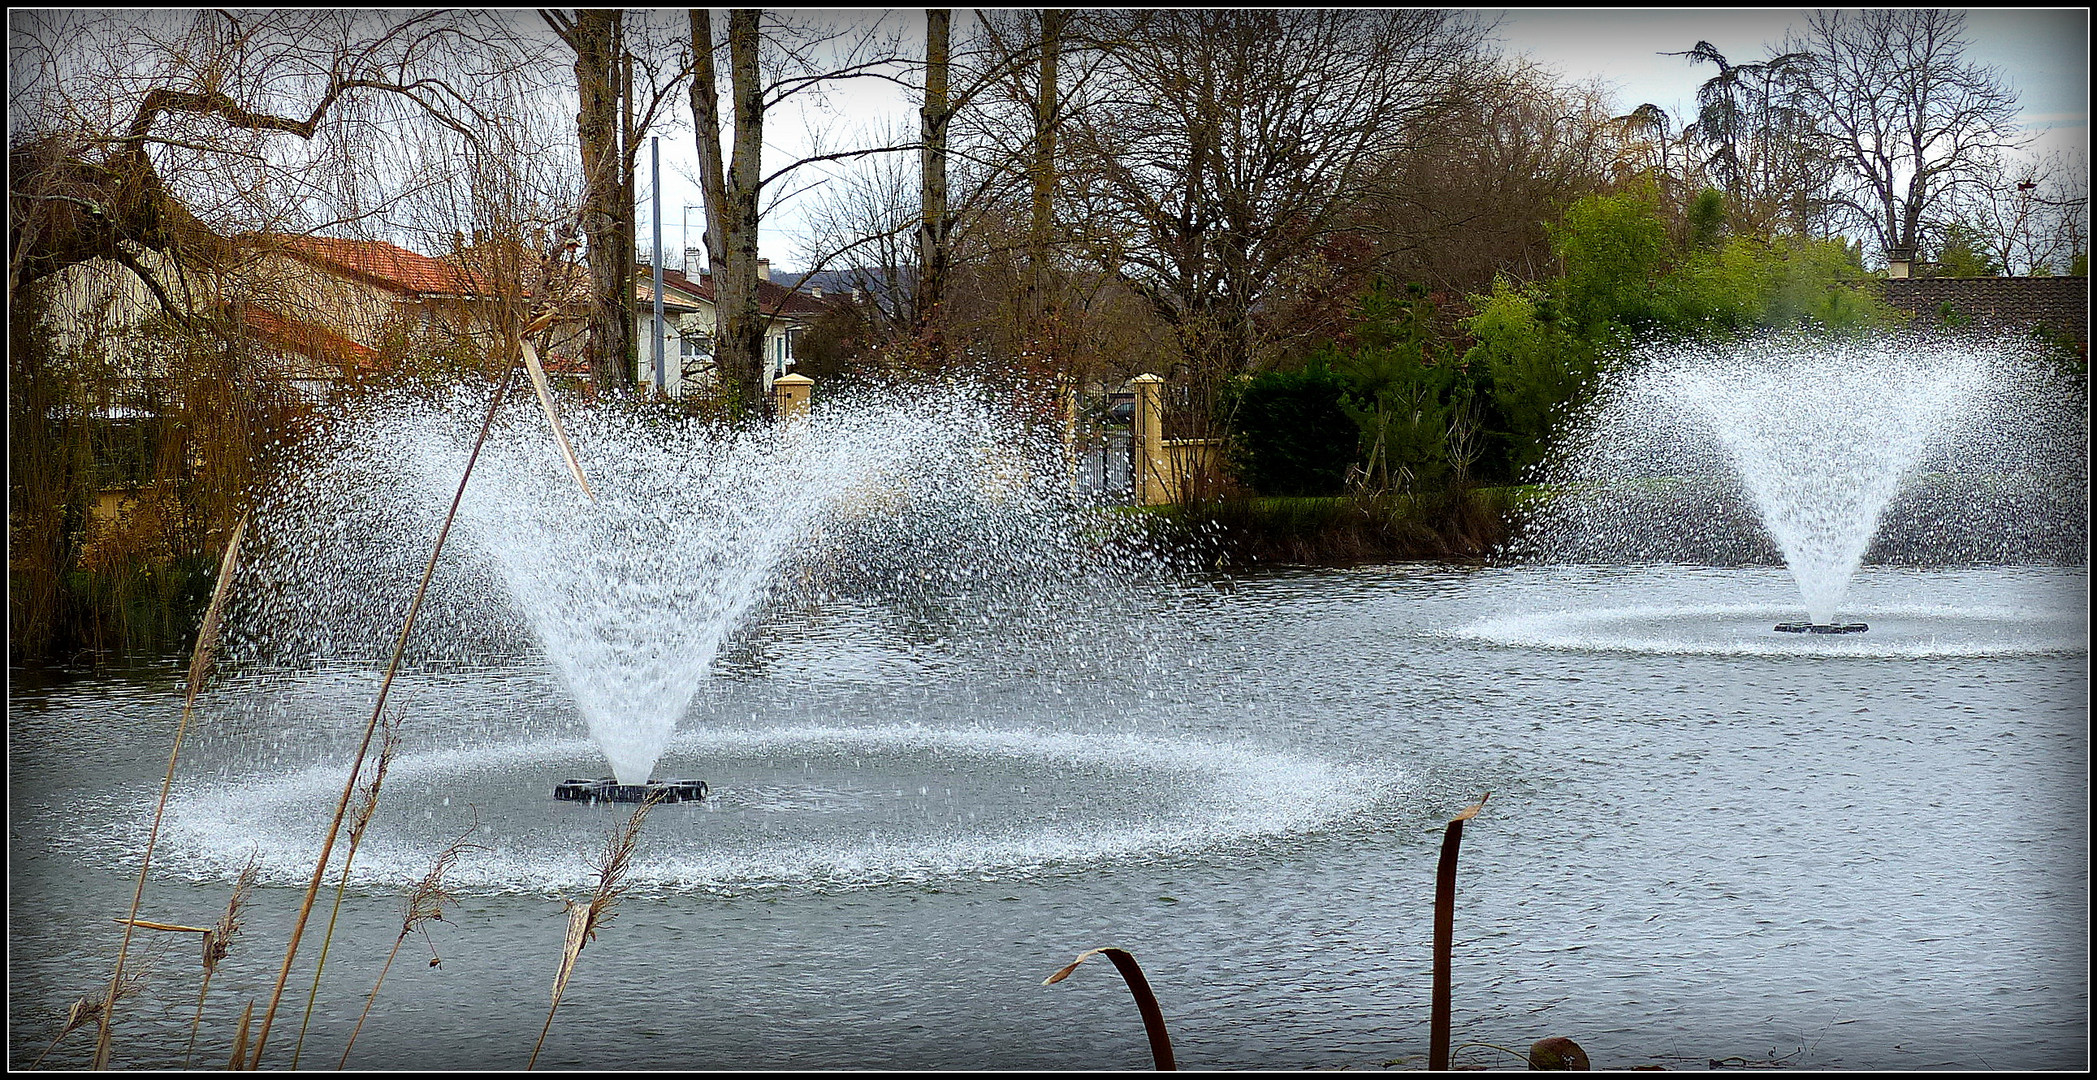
772,373,814,419
1129,373,1169,505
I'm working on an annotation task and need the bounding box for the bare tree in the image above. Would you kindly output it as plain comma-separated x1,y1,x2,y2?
1364,59,1622,295
1665,40,1836,238
1957,149,2091,276
542,11,686,394
1059,9,1487,404
1790,9,2025,265
687,10,915,417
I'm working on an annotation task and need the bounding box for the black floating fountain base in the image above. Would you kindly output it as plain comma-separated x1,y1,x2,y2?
1773,621,1869,635
553,777,709,803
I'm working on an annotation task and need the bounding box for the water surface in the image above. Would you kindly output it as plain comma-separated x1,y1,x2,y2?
8,563,2086,1070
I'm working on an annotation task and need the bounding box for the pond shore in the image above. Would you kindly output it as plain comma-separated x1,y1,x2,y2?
1125,488,1527,568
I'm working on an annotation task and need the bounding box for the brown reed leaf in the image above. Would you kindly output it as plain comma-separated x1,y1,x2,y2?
226,1001,253,1070
528,791,664,1069
1043,945,1177,1070
520,336,595,501
111,918,213,934
1431,791,1491,1072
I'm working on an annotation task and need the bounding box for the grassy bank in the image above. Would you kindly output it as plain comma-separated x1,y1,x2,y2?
1123,487,1532,568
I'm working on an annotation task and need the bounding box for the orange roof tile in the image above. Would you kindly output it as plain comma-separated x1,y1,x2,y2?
655,267,834,320
239,307,380,367
257,234,496,297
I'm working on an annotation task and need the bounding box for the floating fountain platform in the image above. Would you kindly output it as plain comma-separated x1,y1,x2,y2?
1773,622,1869,635
553,777,709,803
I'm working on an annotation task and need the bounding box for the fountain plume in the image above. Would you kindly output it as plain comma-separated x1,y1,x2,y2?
1517,331,2087,624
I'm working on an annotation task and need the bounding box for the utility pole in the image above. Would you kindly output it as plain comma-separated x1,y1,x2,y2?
652,136,665,394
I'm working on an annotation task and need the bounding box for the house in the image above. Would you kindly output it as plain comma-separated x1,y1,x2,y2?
236,233,507,354
632,263,835,399
31,231,508,404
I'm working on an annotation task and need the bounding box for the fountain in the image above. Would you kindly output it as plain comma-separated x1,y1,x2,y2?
1497,330,2088,651
11,341,2088,1071
222,383,1187,800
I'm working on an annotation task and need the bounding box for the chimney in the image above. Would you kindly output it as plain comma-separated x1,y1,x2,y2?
1886,246,1915,280
756,257,771,284
684,248,704,277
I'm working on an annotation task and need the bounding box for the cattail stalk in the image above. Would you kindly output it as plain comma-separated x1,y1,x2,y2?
1430,792,1489,1072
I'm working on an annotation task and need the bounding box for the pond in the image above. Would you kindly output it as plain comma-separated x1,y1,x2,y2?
9,561,2086,1070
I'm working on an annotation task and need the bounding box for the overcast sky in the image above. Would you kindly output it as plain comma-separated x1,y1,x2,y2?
646,8,2090,272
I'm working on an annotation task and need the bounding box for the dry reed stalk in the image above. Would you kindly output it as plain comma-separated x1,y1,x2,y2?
290,716,402,1069
519,334,595,500
185,852,259,1068
1044,947,1178,1070
1430,792,1490,1072
339,814,485,1069
226,1001,253,1069
527,792,664,1070
249,360,521,1067
110,919,212,934
38,937,166,1068
91,514,246,1070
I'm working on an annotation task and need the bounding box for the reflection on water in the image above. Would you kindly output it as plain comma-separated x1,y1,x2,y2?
8,563,2088,1071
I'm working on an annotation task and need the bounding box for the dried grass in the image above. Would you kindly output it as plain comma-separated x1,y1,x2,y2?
249,361,519,1066
185,851,260,1067
92,513,246,1070
291,714,403,1068
339,813,486,1068
38,935,169,1068
527,791,665,1069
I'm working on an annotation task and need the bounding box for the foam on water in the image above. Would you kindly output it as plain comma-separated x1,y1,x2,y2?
116,726,1392,894
1449,601,2090,658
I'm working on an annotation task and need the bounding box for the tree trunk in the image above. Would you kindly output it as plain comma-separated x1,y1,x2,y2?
570,10,633,395
1027,11,1063,297
915,10,952,366
688,10,767,418
718,10,767,416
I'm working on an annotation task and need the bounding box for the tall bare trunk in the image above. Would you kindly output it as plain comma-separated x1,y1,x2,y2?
915,10,952,366
1028,11,1063,291
569,10,633,395
690,10,767,417
719,10,767,415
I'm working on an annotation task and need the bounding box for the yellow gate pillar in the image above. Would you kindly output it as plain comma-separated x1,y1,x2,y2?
1129,373,1169,505
773,373,814,419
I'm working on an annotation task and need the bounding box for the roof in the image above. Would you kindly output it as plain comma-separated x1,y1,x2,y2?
1875,276,2089,355
248,234,498,298
654,266,835,320
238,306,380,367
